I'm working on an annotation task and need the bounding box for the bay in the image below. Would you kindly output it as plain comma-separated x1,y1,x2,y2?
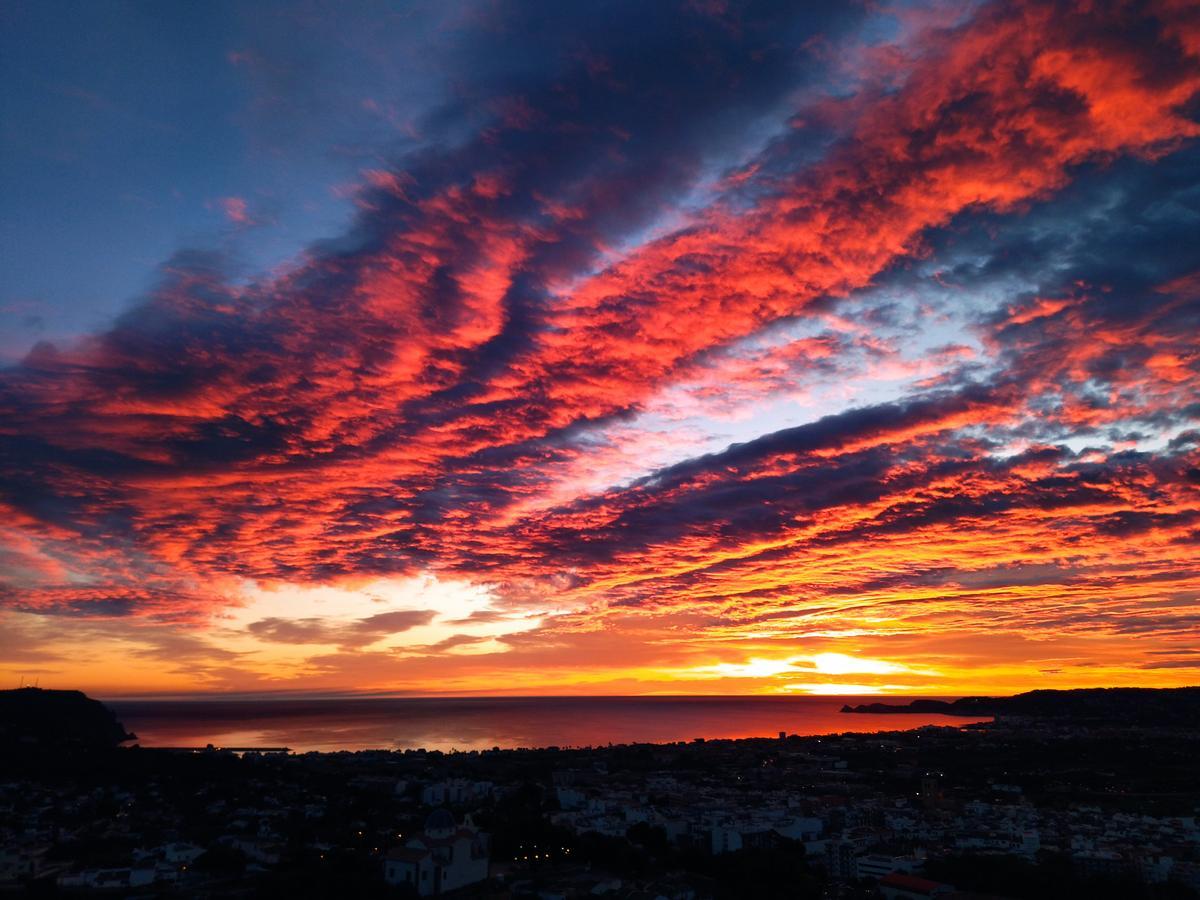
106,695,988,753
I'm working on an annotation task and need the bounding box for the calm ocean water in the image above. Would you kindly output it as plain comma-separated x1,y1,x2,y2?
105,696,987,753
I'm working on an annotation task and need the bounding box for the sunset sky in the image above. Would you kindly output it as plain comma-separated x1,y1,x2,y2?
2,0,1199,698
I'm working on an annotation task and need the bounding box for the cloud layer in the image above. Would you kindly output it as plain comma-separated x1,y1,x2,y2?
2,0,1199,694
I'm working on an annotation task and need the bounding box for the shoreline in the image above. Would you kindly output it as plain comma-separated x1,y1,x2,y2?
105,694,993,754
120,717,996,757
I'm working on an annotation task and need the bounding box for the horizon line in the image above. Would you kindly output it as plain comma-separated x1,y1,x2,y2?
78,685,1197,703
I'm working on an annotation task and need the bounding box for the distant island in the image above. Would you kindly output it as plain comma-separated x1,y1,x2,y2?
841,686,1200,724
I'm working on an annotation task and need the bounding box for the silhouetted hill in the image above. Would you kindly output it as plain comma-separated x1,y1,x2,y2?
0,687,135,752
841,686,1200,724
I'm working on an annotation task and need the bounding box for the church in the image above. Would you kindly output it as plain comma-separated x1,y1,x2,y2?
384,809,489,896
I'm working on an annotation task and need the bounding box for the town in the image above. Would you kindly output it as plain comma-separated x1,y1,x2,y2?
2,707,1199,898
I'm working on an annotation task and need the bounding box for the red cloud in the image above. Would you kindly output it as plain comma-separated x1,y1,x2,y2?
220,196,252,225
1,0,1198,687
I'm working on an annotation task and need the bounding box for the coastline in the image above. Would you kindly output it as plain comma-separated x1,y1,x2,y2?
106,694,991,754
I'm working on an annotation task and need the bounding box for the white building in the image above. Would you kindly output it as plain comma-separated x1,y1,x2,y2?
57,868,158,891
421,779,492,807
856,851,923,880
878,873,954,899
556,786,586,810
775,816,823,842
157,842,205,865
384,809,489,896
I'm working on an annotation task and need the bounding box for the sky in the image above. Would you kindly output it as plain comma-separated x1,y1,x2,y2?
1,0,1199,698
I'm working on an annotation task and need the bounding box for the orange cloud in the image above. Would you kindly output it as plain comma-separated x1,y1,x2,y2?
2,0,1199,696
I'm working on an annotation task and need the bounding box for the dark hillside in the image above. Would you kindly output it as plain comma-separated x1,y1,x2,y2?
842,686,1200,724
0,687,135,753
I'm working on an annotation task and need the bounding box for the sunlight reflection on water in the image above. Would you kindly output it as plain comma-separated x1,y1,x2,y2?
108,696,989,753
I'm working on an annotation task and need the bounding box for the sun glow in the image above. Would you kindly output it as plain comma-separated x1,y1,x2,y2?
680,653,925,690
809,653,913,676
782,683,892,695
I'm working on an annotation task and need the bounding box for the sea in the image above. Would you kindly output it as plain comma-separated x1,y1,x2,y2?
105,696,988,753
